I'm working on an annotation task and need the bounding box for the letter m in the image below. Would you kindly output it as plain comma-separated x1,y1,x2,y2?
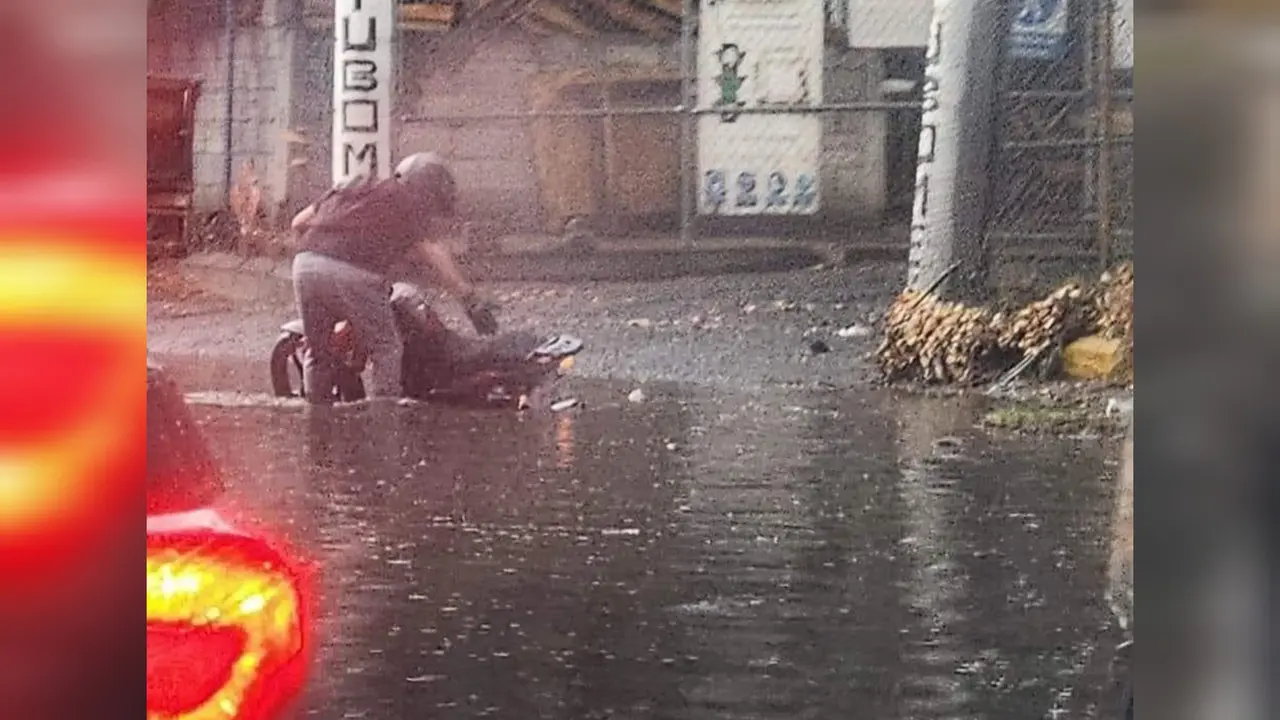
343,143,378,179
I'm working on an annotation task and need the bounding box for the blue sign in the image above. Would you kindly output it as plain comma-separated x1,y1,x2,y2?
1009,0,1070,61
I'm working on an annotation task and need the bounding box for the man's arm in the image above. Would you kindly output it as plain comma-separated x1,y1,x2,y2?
291,203,317,230
292,180,351,231
415,240,475,299
417,240,497,335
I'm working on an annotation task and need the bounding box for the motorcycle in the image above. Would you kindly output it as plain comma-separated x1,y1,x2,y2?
270,281,583,409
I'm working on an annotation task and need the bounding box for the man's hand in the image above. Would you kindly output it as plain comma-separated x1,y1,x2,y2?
462,294,499,336
415,238,495,333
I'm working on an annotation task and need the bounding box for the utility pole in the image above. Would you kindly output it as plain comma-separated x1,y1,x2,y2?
678,0,696,247
906,0,1002,302
333,0,395,184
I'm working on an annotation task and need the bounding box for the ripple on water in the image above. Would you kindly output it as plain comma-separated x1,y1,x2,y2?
186,385,1120,720
184,390,309,409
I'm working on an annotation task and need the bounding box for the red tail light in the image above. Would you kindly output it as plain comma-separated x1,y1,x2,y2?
147,624,247,714
146,527,308,720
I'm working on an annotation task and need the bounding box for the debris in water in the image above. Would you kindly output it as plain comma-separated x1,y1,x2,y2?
628,388,647,403
934,436,963,451
836,323,873,339
1105,396,1133,417
551,398,580,412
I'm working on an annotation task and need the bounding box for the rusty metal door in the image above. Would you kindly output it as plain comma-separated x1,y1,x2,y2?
147,76,202,257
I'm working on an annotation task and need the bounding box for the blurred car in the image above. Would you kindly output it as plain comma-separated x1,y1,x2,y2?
147,361,311,720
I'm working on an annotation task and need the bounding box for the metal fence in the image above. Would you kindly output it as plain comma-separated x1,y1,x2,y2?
390,0,924,247
986,0,1134,279
387,0,1132,277
148,0,1134,279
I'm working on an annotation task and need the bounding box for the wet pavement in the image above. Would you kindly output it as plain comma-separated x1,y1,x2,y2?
148,264,906,394
189,380,1128,720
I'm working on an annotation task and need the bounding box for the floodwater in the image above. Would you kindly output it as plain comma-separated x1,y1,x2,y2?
189,381,1127,720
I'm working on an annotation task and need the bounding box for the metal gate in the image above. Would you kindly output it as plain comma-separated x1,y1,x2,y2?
985,0,1133,287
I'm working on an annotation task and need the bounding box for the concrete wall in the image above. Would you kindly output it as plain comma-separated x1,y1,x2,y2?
147,0,296,223
398,31,553,230
823,47,889,222
284,29,693,231
152,10,892,233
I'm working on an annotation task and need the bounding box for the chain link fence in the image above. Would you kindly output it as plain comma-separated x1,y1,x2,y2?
382,0,922,250
385,0,1132,272
986,0,1134,293
147,0,1133,281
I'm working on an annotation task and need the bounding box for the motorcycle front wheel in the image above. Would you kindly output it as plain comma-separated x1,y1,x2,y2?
270,331,369,402
270,332,305,398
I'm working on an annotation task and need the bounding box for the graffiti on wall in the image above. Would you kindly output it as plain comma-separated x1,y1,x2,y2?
713,44,748,122
697,0,824,216
702,169,817,212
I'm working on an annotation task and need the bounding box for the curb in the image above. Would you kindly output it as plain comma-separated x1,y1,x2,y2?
178,241,906,288
459,244,824,283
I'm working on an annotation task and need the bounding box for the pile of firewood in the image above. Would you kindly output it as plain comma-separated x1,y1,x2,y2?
1095,261,1134,344
1094,261,1135,379
877,289,998,385
876,264,1132,386
992,281,1096,359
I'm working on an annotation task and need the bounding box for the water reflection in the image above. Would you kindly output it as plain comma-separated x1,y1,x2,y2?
189,383,1121,720
893,394,981,719
554,413,576,471
667,395,824,718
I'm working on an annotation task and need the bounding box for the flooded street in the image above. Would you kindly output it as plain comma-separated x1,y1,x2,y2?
189,380,1126,720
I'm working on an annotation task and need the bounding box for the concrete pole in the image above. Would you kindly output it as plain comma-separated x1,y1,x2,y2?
333,0,395,184
906,0,1002,301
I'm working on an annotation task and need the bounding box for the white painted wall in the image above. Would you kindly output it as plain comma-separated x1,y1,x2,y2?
397,32,545,226
847,0,933,48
